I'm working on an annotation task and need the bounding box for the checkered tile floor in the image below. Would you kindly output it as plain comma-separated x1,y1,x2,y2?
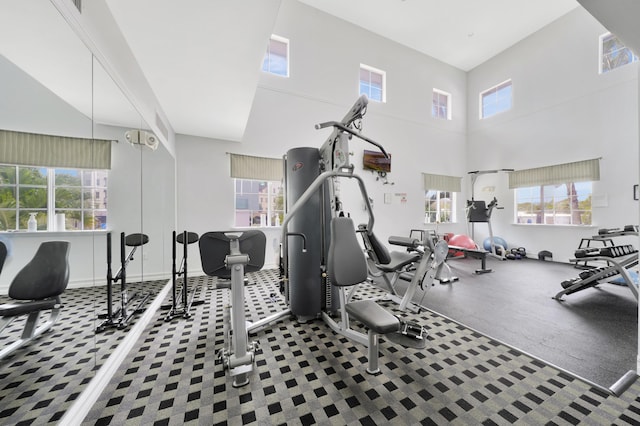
0,279,167,425
83,270,640,425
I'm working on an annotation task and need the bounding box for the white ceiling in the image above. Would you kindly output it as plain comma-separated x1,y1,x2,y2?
104,0,281,142
101,0,580,140
298,0,580,71
0,0,594,143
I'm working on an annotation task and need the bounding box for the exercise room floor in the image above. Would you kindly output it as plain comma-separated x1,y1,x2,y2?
0,279,167,425
406,255,638,389
82,270,640,425
2,265,638,424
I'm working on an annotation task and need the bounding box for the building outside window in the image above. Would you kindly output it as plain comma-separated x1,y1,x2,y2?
600,33,638,73
515,182,592,225
359,64,386,102
234,179,284,227
262,35,289,77
480,79,512,118
425,190,455,224
432,89,451,120
0,164,108,231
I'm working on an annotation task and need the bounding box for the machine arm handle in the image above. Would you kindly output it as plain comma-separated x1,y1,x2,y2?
314,121,389,159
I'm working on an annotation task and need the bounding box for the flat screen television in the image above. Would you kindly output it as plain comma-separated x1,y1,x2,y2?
362,149,391,173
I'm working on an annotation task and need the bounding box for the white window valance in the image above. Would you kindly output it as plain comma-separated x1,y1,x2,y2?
0,129,112,169
508,158,600,189
422,173,462,192
229,153,283,181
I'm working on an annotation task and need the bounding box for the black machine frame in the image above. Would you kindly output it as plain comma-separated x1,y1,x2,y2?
96,232,150,332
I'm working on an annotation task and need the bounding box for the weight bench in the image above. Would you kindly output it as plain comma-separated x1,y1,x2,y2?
329,217,403,374
0,241,70,360
447,245,492,274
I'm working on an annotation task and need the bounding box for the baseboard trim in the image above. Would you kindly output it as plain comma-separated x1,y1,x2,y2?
59,279,172,425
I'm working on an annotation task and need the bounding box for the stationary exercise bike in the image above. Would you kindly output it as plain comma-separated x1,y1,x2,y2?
96,232,150,332
199,230,290,387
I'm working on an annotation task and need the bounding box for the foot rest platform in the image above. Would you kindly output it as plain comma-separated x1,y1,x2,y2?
345,300,400,334
0,299,61,317
386,320,428,349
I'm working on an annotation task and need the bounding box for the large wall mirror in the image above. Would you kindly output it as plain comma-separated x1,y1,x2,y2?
0,1,174,422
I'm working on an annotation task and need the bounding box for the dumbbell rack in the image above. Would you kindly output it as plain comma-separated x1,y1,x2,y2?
556,226,639,301
573,226,638,269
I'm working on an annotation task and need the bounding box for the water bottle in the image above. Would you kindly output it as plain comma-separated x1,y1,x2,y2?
28,213,37,232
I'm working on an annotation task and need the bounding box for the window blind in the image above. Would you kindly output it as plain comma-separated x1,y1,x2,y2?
0,129,112,169
508,158,600,189
230,153,283,181
422,173,462,192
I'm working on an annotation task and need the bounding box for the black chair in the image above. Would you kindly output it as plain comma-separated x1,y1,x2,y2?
0,241,70,360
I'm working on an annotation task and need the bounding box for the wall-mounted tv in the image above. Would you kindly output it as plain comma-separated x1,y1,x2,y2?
363,149,391,173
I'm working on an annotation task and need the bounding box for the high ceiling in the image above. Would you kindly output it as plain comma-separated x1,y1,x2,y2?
0,0,594,144
298,0,579,72
103,0,580,141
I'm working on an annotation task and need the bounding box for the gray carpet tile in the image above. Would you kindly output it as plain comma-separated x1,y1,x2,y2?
83,269,640,425
0,279,167,425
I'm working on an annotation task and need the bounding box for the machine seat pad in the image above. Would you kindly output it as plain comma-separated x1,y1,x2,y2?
0,298,60,317
377,251,420,273
345,300,400,334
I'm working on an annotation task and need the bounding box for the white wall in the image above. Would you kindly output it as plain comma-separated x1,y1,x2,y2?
175,0,468,273
0,57,175,292
467,8,639,262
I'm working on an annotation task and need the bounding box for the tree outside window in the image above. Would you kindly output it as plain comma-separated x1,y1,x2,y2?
515,182,591,225
0,164,108,231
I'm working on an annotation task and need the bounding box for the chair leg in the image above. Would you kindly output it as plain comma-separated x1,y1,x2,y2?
0,316,16,334
366,329,380,374
21,311,41,339
0,307,61,361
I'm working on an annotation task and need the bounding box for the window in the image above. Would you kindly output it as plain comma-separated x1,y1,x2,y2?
432,89,451,120
515,182,592,226
359,64,385,102
0,164,108,231
262,35,289,77
425,191,455,224
600,33,638,73
234,179,284,228
480,79,512,118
